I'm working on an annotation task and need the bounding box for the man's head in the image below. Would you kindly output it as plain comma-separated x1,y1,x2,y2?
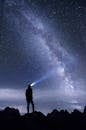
28,84,31,89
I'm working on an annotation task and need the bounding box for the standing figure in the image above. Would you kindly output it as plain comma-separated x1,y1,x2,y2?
25,84,34,113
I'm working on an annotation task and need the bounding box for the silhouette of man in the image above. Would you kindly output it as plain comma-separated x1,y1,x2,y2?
25,84,34,113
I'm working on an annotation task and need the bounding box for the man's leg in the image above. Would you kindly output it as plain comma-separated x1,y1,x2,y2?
31,100,34,112
27,102,30,113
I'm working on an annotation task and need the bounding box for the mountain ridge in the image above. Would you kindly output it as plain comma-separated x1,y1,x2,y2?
0,106,86,130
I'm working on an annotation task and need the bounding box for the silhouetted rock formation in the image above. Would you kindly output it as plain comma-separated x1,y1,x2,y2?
0,107,86,130
0,107,20,119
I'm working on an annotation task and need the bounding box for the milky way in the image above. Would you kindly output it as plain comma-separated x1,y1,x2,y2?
0,0,86,114
21,10,75,95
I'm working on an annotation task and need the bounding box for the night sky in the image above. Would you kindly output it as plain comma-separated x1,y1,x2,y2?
0,0,86,114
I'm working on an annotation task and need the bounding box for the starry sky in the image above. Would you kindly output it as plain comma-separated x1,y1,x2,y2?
0,0,86,114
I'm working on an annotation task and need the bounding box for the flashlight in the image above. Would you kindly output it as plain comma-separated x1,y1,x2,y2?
30,82,36,87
